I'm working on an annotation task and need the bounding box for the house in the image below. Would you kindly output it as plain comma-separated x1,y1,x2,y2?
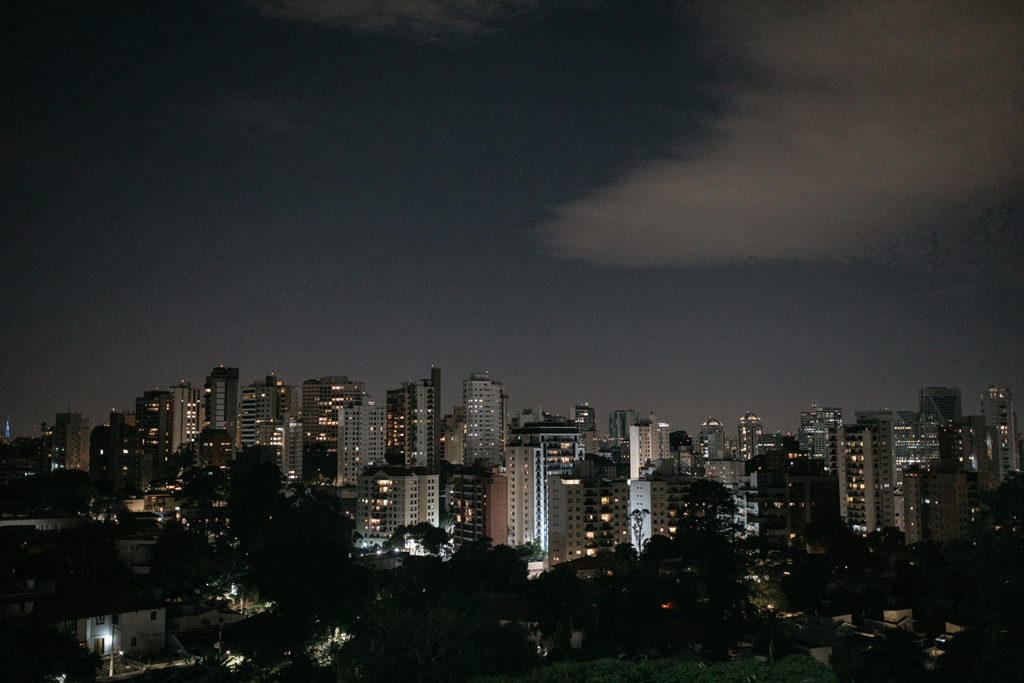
33,589,168,657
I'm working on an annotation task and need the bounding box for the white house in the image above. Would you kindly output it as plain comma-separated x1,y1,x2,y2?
33,589,167,658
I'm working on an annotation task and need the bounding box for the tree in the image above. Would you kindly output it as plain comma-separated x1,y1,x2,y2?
630,508,650,551
682,478,738,537
387,522,450,555
0,617,103,683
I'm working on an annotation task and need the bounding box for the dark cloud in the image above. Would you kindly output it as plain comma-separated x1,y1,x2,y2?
249,0,551,38
540,0,1024,265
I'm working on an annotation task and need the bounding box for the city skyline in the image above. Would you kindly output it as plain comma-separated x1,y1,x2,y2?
2,1,1022,440
6,361,1018,444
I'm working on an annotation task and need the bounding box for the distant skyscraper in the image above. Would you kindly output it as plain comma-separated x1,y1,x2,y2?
51,412,89,472
169,382,202,453
981,386,1018,481
920,387,963,424
609,410,638,444
240,375,297,447
628,414,669,479
919,387,962,463
204,367,239,451
301,376,366,455
834,411,896,535
338,398,386,486
573,404,597,433
799,406,842,458
385,370,441,470
463,373,506,467
699,418,726,460
136,390,172,483
738,412,762,461
441,406,466,465
892,410,928,488
90,412,142,491
239,375,300,480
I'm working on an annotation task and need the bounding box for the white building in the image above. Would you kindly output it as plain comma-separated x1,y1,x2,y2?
981,386,1018,480
169,382,202,453
833,411,896,535
505,422,585,550
548,477,629,565
628,414,669,480
338,399,386,486
34,589,167,659
356,467,439,546
738,412,762,461
463,373,507,467
506,445,538,547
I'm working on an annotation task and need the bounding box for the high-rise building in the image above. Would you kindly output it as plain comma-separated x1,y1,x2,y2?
440,406,466,465
920,387,963,425
734,459,839,549
699,418,726,460
338,398,386,486
240,375,297,448
903,463,979,545
573,404,597,433
51,412,89,472
918,387,961,462
135,391,172,483
203,367,239,452
833,411,896,535
548,476,629,564
169,382,202,453
356,467,439,546
90,412,142,491
939,418,999,491
609,410,639,445
450,465,509,548
981,386,1018,481
799,407,843,458
463,373,506,467
197,428,233,469
301,376,366,456
738,412,762,461
505,421,585,549
628,414,670,479
385,370,441,470
628,476,691,547
893,411,928,488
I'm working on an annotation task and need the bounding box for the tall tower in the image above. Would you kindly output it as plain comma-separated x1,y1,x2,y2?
204,367,240,450
699,418,726,460
338,397,386,486
506,421,584,549
834,411,896,535
799,406,842,458
136,391,173,482
300,376,366,455
981,386,1018,481
51,412,90,472
738,412,762,461
169,382,202,453
628,413,669,479
609,410,638,445
919,387,962,463
384,370,441,470
463,373,506,467
573,404,597,433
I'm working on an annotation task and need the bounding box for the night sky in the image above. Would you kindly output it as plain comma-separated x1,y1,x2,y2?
2,0,1023,438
